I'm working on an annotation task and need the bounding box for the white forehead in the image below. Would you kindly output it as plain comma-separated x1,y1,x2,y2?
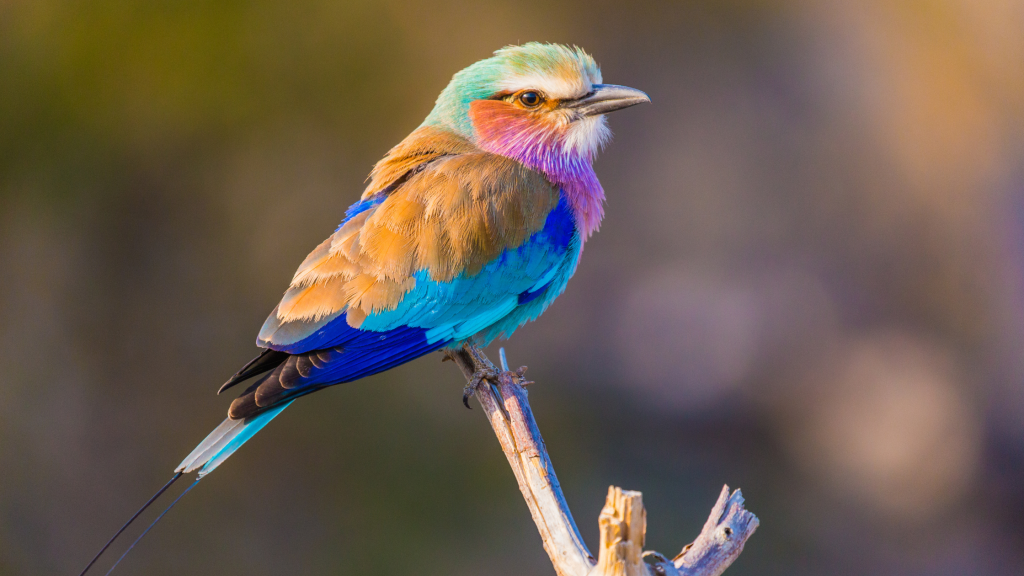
499,70,597,101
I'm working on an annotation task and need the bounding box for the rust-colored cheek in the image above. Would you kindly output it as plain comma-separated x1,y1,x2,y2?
469,100,549,146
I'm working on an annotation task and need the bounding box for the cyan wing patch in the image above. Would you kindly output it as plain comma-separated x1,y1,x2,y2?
357,196,576,339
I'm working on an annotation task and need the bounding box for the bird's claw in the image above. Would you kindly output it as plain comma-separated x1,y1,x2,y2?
462,367,497,409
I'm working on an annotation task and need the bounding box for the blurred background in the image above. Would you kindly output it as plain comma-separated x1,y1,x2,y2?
2,0,1023,574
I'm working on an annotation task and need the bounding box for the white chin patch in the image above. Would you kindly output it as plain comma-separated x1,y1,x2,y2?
561,114,611,159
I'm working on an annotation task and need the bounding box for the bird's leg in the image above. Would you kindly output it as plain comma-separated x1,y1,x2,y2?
456,343,494,408
443,345,491,408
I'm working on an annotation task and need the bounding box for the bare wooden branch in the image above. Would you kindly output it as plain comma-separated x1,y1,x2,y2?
447,345,594,576
446,344,759,576
593,487,647,576
671,486,759,576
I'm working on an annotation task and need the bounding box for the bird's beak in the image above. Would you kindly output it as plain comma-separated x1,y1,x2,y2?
563,84,651,118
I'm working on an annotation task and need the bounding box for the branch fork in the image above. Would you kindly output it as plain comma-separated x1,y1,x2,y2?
446,344,758,576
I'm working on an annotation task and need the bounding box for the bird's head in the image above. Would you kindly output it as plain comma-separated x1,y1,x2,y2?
423,43,649,174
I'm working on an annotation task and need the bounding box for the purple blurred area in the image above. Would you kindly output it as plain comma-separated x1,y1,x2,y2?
2,1,1023,574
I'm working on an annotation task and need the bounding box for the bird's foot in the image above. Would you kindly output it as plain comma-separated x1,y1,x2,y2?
463,366,497,409
462,365,533,408
455,344,534,408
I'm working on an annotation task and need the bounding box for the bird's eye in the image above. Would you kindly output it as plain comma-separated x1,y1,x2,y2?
518,91,543,108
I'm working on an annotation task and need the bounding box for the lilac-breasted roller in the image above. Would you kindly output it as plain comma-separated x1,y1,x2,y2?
80,42,648,574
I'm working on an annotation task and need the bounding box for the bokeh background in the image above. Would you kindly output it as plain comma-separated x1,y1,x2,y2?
2,1,1024,574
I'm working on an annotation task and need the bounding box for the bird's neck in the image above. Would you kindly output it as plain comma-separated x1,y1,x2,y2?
467,103,606,238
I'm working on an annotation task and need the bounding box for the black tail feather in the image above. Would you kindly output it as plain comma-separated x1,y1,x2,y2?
103,477,202,576
78,472,183,576
218,349,288,394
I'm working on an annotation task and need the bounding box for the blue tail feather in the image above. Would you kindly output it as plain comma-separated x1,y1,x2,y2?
176,400,293,478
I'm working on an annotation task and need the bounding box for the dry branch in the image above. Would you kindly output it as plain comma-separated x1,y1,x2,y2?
446,344,758,576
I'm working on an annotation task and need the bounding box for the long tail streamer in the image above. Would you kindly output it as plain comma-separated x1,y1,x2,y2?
80,401,293,574
77,472,183,576
102,478,203,576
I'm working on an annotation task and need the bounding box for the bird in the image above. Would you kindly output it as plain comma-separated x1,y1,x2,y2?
79,42,648,574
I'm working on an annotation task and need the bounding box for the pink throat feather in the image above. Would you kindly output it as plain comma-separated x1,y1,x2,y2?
468,101,605,238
